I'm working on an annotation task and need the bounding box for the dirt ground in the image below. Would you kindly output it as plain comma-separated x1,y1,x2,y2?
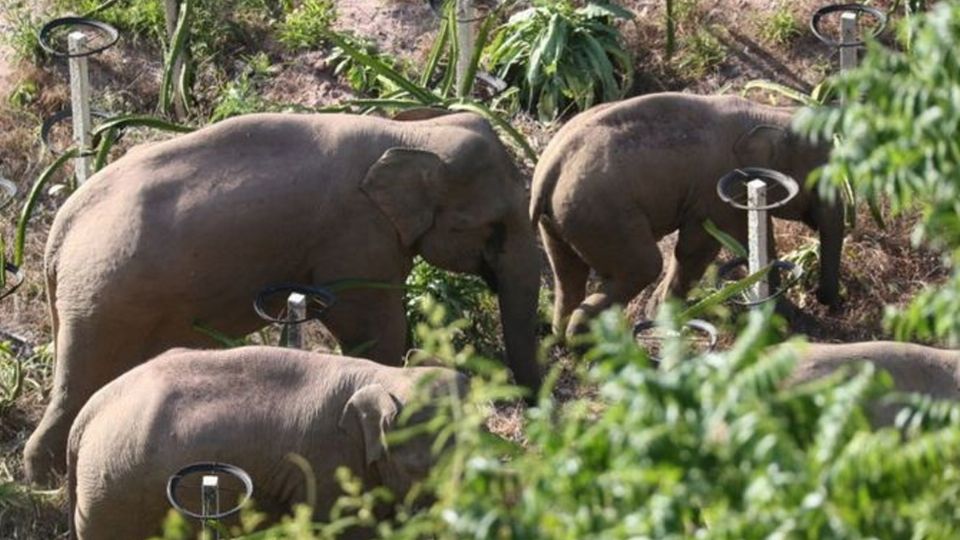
0,0,947,537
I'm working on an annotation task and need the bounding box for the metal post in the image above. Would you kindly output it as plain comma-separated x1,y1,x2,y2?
456,0,475,96
284,292,306,348
201,475,219,540
747,179,769,304
68,32,92,185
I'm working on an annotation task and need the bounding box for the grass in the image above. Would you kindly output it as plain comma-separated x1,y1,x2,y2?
674,26,727,77
278,0,337,50
757,3,801,45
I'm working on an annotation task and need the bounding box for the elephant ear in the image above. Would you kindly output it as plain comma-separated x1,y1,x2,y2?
733,124,788,167
361,148,446,247
339,384,399,466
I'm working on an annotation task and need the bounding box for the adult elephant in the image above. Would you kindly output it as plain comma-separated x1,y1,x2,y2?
25,111,542,484
530,92,843,339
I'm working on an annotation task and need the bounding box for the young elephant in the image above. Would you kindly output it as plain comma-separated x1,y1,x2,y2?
531,93,843,339
791,341,960,426
27,111,542,484
67,346,466,540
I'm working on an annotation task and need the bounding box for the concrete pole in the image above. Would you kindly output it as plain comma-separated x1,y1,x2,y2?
747,179,769,304
201,475,219,540
284,292,306,348
839,12,858,72
68,32,92,185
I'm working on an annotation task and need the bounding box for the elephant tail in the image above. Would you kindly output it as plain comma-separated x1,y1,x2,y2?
529,155,562,227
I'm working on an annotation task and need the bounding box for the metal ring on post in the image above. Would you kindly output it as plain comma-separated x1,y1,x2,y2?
166,462,254,521
38,17,119,58
715,258,804,306
254,284,337,324
40,109,119,155
1,263,25,301
633,319,719,360
717,167,799,211
810,4,887,48
0,178,16,212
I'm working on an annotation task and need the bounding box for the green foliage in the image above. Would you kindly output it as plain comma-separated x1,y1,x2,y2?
675,27,726,78
756,3,800,45
240,304,960,539
0,1,45,63
405,259,500,356
0,342,23,410
794,2,960,344
54,0,165,41
484,0,634,121
278,0,336,50
326,32,405,97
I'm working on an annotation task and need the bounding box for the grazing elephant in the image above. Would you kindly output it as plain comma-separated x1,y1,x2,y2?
530,92,843,339
790,341,960,426
67,346,467,540
26,111,541,484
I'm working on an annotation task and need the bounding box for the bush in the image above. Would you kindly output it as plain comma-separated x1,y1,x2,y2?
795,1,960,344
279,0,336,50
236,304,960,539
484,0,634,121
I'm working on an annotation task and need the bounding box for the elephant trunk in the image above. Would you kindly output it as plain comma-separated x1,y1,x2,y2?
491,221,543,399
816,196,844,307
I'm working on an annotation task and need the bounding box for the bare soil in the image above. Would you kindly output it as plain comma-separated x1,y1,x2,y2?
0,0,946,537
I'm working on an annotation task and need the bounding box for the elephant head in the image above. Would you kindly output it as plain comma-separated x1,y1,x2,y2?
339,373,466,498
733,121,843,308
360,118,542,393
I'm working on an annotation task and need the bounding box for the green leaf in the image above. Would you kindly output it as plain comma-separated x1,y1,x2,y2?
703,219,748,257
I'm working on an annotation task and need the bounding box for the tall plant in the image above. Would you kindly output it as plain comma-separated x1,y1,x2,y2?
484,0,634,121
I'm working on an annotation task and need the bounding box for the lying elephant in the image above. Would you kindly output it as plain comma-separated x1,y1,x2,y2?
791,341,960,426
27,111,541,484
67,346,466,540
530,93,843,338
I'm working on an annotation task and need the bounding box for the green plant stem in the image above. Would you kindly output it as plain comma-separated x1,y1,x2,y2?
15,149,78,266
160,0,194,116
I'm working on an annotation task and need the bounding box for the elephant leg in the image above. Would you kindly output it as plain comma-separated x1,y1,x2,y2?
564,217,663,339
540,222,589,337
24,313,155,485
655,220,726,309
321,288,407,365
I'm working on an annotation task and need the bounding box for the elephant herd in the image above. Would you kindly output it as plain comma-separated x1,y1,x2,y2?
16,92,960,538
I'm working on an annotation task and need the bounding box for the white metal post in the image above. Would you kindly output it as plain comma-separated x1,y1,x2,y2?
747,179,769,303
284,292,306,348
456,0,475,96
68,32,92,185
839,12,858,73
201,475,219,540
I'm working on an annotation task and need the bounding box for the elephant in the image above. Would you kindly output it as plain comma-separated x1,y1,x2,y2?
530,92,843,339
25,111,542,485
66,346,467,540
790,341,960,426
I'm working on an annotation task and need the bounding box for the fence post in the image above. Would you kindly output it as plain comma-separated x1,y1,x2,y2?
456,0,475,96
68,32,92,185
201,475,219,540
284,292,306,348
839,11,858,105
747,179,769,304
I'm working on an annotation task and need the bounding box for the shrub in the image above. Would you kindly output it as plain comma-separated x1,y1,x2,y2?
484,0,634,121
795,1,960,344
279,0,336,50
